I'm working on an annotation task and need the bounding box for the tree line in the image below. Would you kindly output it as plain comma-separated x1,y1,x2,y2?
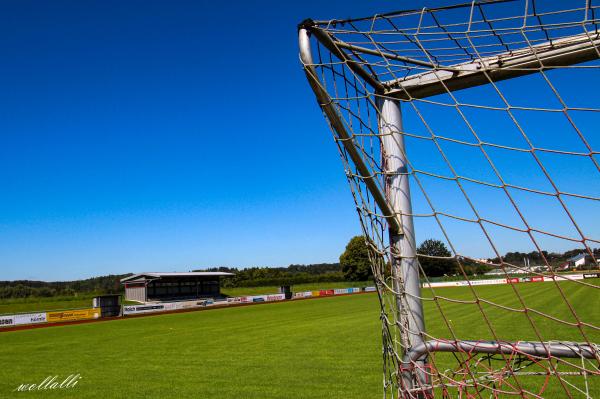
487,248,600,268
1,238,596,300
194,263,346,288
337,236,489,280
0,264,348,299
337,236,599,280
0,274,130,299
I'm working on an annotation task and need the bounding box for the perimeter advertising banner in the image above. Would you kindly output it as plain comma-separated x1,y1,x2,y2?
294,291,312,298
123,304,165,315
0,315,15,327
0,312,47,328
583,273,600,279
123,300,217,315
15,313,47,325
47,308,101,323
333,288,361,295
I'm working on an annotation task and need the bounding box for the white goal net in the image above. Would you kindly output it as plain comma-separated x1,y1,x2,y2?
299,1,599,398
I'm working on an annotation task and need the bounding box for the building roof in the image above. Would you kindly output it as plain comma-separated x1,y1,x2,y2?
121,272,234,283
567,253,586,262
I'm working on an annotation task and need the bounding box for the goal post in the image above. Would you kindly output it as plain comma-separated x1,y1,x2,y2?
378,96,430,394
299,1,600,398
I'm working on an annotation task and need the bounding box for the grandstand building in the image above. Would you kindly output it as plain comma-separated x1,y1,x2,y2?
121,272,233,303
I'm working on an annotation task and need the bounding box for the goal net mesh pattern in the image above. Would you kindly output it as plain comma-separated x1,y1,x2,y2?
299,1,599,398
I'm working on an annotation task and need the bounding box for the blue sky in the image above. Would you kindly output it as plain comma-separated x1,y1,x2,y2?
0,0,409,281
0,1,597,281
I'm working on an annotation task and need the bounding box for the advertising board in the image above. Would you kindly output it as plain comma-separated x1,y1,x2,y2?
47,308,101,323
294,291,312,298
0,312,49,328
15,313,47,325
0,315,15,327
123,304,165,315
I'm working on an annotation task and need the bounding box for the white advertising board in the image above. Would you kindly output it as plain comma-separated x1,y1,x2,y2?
123,304,167,315
0,312,47,328
0,315,15,327
423,274,585,289
15,312,47,325
123,299,216,315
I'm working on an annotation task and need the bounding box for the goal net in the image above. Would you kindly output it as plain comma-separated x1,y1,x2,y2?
298,1,599,398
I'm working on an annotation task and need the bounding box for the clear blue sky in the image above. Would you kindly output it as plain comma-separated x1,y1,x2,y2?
0,0,408,281
0,1,597,281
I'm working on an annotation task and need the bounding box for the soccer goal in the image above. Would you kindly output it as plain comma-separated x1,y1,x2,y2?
299,1,599,398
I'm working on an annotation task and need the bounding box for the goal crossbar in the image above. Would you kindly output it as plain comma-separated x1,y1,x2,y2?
301,20,600,100
385,32,600,100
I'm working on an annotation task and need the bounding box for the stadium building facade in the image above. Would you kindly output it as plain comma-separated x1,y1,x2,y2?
121,272,233,303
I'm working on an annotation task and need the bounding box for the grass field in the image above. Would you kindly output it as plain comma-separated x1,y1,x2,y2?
0,281,597,398
0,281,372,315
0,295,99,315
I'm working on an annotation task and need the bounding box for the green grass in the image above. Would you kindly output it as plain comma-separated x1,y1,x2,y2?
0,281,597,398
0,295,98,315
418,280,600,397
0,292,381,399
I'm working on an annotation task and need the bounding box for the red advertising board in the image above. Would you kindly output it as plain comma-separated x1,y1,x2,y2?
506,278,520,284
319,290,334,296
530,276,544,282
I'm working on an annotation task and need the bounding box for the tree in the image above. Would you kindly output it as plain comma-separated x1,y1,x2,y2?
340,236,373,281
417,239,455,277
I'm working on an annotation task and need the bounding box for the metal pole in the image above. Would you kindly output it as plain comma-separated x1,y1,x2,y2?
378,97,428,397
298,27,402,234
